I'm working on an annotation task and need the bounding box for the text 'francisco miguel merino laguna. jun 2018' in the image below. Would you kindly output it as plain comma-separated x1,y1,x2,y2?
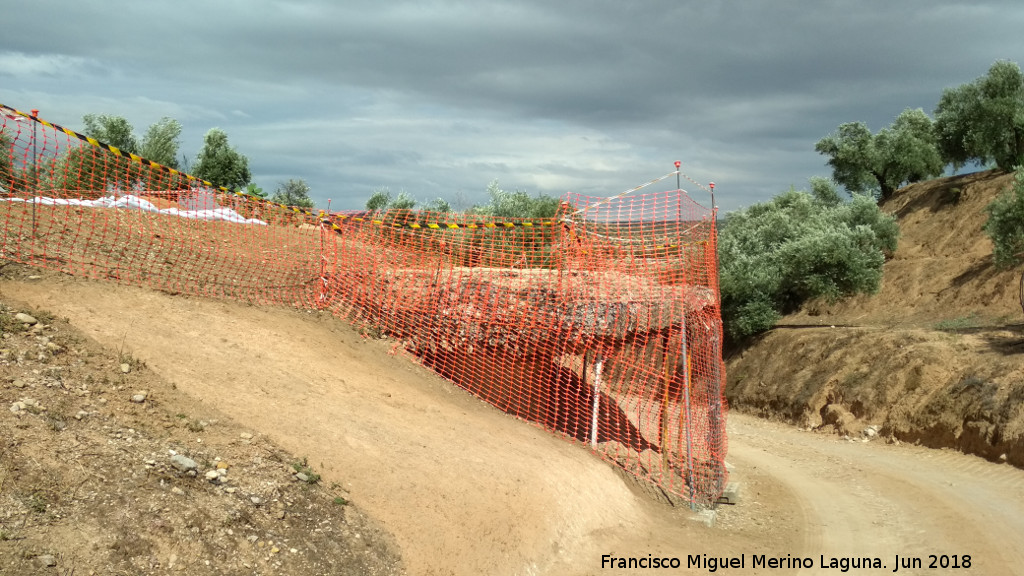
600,553,973,572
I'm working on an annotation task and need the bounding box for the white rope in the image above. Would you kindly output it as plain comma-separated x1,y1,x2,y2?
562,169,712,222
561,170,680,221
679,169,712,195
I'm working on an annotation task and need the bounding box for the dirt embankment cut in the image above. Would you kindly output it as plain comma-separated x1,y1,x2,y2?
1,271,805,576
0,285,404,575
727,169,1024,467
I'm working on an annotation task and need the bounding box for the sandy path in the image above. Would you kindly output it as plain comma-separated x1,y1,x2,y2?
5,277,1023,575
728,416,1024,575
1,278,723,575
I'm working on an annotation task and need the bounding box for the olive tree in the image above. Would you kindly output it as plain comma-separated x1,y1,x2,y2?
983,167,1024,267
82,114,138,154
193,128,251,190
935,60,1024,171
719,185,899,341
365,187,392,211
78,114,186,191
271,178,315,208
471,180,560,219
815,108,944,201
0,129,14,193
365,187,417,211
138,117,183,169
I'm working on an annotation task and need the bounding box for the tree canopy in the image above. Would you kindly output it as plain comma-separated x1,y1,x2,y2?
76,114,186,192
138,117,183,169
421,197,451,213
365,187,391,211
82,114,138,155
270,178,315,209
934,60,1024,172
192,128,251,190
983,167,1024,267
0,129,13,192
365,187,417,211
815,108,944,201
470,180,561,219
364,181,556,218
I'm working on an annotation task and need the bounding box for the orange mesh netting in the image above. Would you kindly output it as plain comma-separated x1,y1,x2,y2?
1,104,728,506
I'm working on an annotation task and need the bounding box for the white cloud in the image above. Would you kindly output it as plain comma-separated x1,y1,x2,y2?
2,2,1024,211
0,52,99,79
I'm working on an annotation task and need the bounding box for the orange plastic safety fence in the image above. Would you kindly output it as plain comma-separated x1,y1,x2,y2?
0,104,728,506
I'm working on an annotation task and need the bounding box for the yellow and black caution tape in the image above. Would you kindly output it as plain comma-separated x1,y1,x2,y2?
0,102,321,219
2,102,573,236
323,214,559,231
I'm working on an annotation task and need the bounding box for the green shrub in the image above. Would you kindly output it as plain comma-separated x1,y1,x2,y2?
983,167,1024,267
469,180,560,219
719,186,898,341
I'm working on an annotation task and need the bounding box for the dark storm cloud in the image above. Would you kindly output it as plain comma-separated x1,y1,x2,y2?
3,1,1024,210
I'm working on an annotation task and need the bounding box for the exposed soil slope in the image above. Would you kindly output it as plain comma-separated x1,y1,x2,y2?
0,272,801,576
728,169,1024,467
0,285,403,575
5,265,1024,574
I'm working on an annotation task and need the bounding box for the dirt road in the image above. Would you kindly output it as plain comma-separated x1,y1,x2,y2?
727,417,1024,575
4,277,1023,575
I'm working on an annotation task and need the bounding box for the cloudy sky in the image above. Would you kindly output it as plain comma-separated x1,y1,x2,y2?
2,1,1022,212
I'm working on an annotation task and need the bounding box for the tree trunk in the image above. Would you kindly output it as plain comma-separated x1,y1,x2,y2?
872,170,894,202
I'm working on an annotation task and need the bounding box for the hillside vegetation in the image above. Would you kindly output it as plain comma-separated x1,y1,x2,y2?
727,169,1024,468
718,184,899,341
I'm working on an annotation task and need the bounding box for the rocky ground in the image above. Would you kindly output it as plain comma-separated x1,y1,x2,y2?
0,290,404,575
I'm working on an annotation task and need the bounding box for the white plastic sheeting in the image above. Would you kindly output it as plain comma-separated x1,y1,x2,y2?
3,194,268,225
